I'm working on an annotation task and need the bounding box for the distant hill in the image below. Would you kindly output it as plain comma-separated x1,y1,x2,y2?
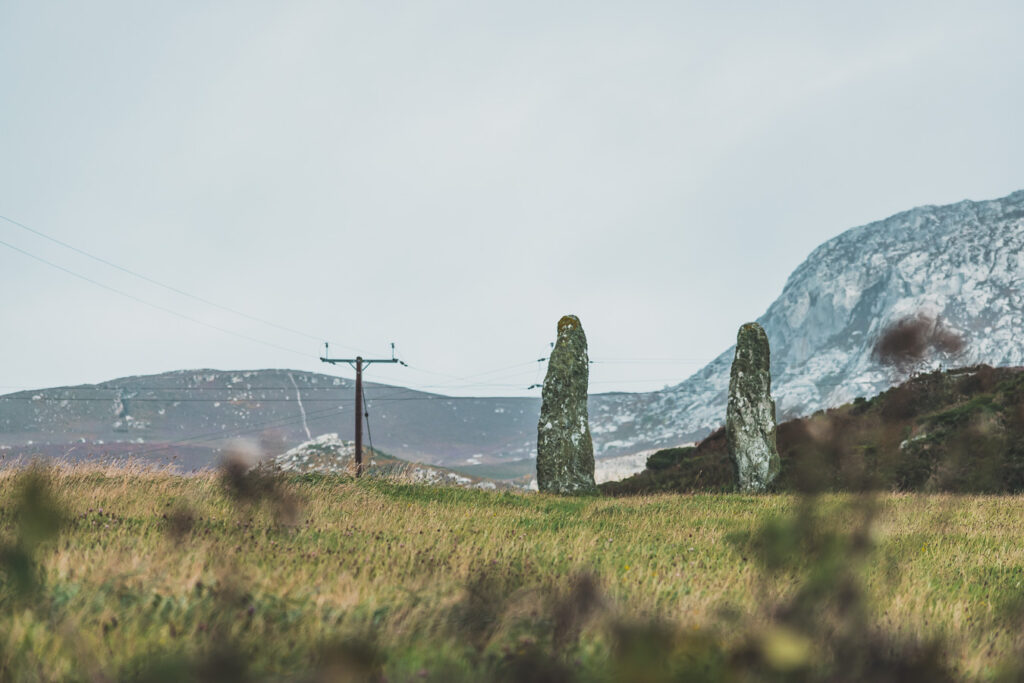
0,367,657,477
602,365,1024,495
0,368,542,470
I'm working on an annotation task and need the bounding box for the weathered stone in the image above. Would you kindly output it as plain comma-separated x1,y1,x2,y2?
726,322,780,492
537,315,597,494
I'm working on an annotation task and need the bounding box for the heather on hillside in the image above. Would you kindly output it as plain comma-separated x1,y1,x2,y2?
603,365,1024,496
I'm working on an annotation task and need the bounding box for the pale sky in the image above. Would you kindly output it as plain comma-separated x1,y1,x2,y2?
2,1,1022,397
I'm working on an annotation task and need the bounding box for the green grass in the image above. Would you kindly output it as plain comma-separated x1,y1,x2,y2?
3,466,1024,681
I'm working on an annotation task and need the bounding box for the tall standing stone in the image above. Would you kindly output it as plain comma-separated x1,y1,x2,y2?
537,315,597,495
727,322,780,492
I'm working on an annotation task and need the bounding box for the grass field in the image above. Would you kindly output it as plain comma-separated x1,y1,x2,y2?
2,466,1024,681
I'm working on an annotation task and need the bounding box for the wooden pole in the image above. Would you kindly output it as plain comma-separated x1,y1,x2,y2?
354,356,363,477
320,344,404,478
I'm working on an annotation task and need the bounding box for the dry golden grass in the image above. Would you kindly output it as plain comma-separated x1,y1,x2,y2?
1,464,1023,680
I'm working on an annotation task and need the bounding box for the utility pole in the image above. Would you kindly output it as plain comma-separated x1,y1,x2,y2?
319,343,405,477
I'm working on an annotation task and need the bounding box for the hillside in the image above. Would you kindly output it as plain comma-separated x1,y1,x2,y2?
603,364,1024,495
0,368,653,477
594,189,1024,448
0,369,541,470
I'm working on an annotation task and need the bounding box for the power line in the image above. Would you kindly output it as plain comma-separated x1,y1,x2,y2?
0,213,369,356
0,213,347,347
404,360,542,384
0,228,938,399
0,211,958,396
0,218,602,393
0,237,319,358
0,216,590,390
362,383,375,461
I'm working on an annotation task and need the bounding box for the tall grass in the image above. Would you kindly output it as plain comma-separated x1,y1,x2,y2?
1,464,1023,680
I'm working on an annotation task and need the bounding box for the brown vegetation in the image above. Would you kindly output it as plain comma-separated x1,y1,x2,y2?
603,365,1024,495
872,314,965,370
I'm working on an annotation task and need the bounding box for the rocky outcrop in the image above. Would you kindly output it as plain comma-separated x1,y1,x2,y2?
726,323,780,492
588,189,1024,453
537,315,597,494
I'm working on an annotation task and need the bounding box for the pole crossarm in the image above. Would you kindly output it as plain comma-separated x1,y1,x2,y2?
317,344,405,477
319,357,402,367
319,341,408,368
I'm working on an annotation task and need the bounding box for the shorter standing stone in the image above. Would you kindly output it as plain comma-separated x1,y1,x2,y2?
726,322,780,492
536,315,597,495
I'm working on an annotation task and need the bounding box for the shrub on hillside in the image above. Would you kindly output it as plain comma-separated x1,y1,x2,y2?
602,365,1024,496
645,447,695,471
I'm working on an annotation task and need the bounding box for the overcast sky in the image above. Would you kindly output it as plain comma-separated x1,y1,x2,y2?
1,1,1022,397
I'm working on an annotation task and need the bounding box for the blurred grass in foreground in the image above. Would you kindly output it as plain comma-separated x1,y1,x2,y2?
1,465,1024,680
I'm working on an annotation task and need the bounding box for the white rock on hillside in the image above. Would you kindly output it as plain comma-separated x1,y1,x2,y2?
270,433,357,474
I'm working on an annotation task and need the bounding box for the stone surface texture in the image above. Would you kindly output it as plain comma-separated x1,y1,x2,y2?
726,322,780,492
537,315,597,494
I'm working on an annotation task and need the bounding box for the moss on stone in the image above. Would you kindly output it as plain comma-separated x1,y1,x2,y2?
537,315,597,495
726,322,780,492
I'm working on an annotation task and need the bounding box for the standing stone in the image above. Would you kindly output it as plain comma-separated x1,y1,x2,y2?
537,315,597,495
727,322,780,492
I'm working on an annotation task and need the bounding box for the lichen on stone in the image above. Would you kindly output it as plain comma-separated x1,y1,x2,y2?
726,322,780,492
536,315,597,495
